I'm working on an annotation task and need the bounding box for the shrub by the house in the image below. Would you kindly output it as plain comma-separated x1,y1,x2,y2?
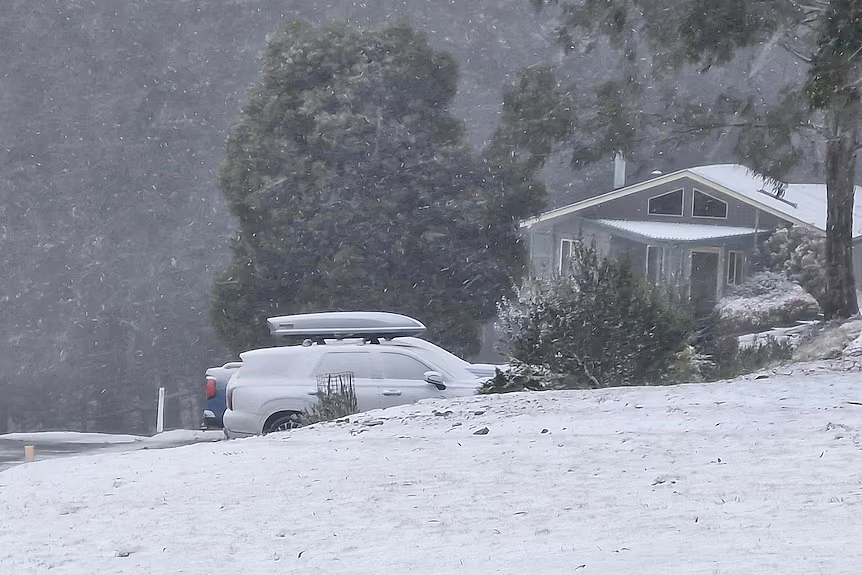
695,310,795,380
715,271,820,334
494,241,694,390
756,225,826,308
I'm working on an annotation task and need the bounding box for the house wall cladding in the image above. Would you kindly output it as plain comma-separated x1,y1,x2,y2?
525,212,761,292
524,215,613,276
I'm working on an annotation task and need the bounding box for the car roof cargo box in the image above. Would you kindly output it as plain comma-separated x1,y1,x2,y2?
267,312,426,340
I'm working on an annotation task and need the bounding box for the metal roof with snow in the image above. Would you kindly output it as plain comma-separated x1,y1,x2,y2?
522,164,862,239
593,219,765,242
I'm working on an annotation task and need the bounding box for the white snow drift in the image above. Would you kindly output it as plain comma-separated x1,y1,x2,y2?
0,429,223,446
1,367,861,574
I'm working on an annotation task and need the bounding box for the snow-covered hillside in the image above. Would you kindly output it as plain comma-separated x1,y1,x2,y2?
1,366,861,574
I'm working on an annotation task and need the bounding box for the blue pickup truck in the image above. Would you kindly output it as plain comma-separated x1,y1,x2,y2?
202,362,242,429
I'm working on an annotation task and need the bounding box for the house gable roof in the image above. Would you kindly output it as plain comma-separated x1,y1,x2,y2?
522,164,862,239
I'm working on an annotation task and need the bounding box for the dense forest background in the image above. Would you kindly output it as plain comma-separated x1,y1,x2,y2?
0,1,806,433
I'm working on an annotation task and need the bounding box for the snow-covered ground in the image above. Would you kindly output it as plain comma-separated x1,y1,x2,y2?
1,367,862,574
0,430,225,473
0,430,223,445
737,321,817,350
0,431,144,444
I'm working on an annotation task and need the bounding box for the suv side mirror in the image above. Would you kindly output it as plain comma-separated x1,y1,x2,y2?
424,371,446,391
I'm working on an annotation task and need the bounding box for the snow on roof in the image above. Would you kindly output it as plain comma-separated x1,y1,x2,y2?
594,219,763,241
524,163,862,238
688,165,862,238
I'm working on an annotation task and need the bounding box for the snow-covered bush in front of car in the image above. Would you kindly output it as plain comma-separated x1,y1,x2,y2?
716,271,820,334
479,361,584,393
494,241,694,389
301,372,359,425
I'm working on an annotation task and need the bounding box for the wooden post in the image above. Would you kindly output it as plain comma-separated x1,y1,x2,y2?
24,445,35,462
156,387,165,434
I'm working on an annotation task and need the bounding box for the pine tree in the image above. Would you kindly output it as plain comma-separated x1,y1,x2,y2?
212,21,540,357
533,0,861,319
497,241,694,387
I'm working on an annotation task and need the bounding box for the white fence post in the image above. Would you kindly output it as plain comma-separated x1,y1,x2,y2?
156,386,165,434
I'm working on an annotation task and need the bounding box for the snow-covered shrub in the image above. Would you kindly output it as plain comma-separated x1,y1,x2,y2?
716,272,820,334
695,312,794,379
665,345,714,383
300,372,359,425
732,337,794,376
496,241,694,388
755,225,826,307
479,362,580,394
844,333,862,358
794,318,862,361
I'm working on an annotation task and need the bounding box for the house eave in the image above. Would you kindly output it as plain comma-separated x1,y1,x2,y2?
520,168,818,232
586,219,765,244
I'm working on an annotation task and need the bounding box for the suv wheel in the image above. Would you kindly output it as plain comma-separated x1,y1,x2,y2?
264,412,303,434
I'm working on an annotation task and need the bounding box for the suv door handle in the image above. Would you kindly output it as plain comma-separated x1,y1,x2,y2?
307,390,319,396
382,390,402,396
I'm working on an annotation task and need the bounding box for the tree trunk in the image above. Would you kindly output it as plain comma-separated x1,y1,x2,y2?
823,127,860,319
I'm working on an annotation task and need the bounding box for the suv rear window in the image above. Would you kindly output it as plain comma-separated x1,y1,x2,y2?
316,352,372,379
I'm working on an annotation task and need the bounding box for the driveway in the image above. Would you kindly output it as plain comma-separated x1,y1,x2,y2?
0,430,223,472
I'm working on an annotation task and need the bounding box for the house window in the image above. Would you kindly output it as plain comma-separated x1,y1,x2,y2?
727,251,743,285
648,189,684,216
692,189,728,218
646,245,663,281
559,238,575,274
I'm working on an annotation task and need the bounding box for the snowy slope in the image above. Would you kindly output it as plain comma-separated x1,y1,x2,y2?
0,432,143,444
1,369,862,574
0,430,224,446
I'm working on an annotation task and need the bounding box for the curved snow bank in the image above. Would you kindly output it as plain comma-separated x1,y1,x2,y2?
844,333,862,357
1,372,861,574
0,430,223,446
794,318,862,361
0,432,143,444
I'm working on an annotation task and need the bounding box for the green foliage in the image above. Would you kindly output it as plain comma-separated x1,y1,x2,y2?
679,0,776,71
665,345,714,384
805,0,862,109
532,0,859,319
479,362,590,394
497,241,694,388
301,372,359,425
482,66,575,218
695,312,794,380
756,226,827,308
732,338,794,376
212,21,538,357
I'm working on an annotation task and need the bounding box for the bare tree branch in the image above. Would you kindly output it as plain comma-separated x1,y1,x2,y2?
785,0,829,12
780,42,814,63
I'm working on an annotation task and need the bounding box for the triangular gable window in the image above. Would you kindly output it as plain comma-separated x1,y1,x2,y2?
692,189,728,218
647,189,683,216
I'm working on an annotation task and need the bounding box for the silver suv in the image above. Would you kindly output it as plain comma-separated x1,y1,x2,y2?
222,312,486,437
